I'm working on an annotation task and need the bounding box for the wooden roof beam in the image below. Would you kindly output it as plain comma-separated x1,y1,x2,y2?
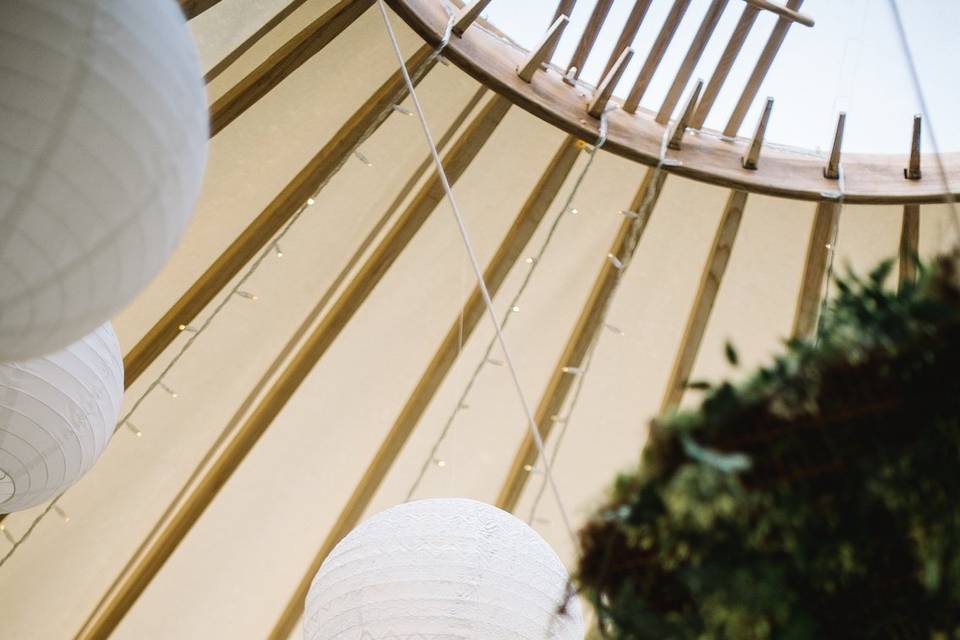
564,0,616,84
599,0,653,81
624,0,695,113
660,190,747,411
899,204,920,291
656,0,729,124
495,167,668,512
691,4,761,129
723,0,804,137
792,201,841,340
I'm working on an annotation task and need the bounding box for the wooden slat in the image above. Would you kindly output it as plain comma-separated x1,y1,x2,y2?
267,135,583,640
209,0,375,136
123,45,436,389
723,0,804,137
743,0,814,27
792,200,840,339
81,85,486,640
660,190,747,411
691,4,760,129
741,96,774,169
496,168,668,513
179,0,222,20
546,0,580,60
78,94,512,640
204,0,311,84
564,0,616,83
899,204,920,291
656,0,729,124
599,0,653,81
624,0,694,113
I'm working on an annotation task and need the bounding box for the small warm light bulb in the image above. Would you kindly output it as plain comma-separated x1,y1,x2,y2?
307,197,316,206
523,464,534,472
435,459,447,468
274,244,284,258
125,422,143,437
236,290,258,300
524,257,536,264
511,305,520,313
569,207,579,215
159,382,178,398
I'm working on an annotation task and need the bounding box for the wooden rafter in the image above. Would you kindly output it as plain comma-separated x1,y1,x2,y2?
77,94,512,640
266,135,584,639
496,168,668,513
546,0,579,60
564,0,615,84
691,3,761,129
209,0,375,136
624,0,694,113
123,45,437,388
660,190,747,411
724,0,805,137
656,0,729,124
599,0,653,81
899,204,920,291
204,0,311,84
743,0,814,27
792,200,841,340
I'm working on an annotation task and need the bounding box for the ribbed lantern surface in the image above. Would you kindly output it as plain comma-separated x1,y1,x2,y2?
305,498,584,640
0,323,123,513
0,0,208,360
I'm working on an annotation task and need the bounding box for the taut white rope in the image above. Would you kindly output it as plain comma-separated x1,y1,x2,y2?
375,0,578,545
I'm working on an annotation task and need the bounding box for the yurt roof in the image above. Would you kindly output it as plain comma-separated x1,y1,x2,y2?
1,1,957,638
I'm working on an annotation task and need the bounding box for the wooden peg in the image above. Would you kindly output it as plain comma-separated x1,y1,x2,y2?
452,0,495,36
741,97,774,170
668,79,704,150
587,47,633,119
905,114,922,180
823,111,845,179
517,15,569,82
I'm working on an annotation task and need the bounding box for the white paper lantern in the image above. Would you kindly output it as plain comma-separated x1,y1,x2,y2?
0,0,208,360
304,498,585,640
0,323,123,513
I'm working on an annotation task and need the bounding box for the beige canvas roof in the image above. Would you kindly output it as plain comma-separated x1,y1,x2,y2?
0,1,955,638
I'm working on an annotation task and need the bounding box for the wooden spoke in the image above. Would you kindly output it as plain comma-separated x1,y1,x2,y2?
899,204,920,291
123,45,438,388
599,0,653,81
656,0,729,124
266,136,584,639
691,4,761,129
495,167,668,513
453,0,495,36
824,112,846,179
792,201,841,340
724,0,804,137
660,190,747,411
624,0,694,113
564,0,615,84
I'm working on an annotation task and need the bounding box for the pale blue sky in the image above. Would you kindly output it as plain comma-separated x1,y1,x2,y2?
481,0,958,154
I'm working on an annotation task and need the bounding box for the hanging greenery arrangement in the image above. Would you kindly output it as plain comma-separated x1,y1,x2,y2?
577,255,960,639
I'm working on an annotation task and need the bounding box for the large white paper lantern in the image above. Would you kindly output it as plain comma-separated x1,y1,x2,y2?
0,323,123,513
0,0,208,361
304,498,585,640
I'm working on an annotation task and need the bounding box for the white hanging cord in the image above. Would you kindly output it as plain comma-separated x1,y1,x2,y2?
405,138,603,501
887,0,960,239
375,0,579,544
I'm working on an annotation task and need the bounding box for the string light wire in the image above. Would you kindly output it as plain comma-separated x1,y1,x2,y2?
375,0,579,544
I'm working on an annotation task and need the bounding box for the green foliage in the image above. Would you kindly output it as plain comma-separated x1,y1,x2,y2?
576,255,960,639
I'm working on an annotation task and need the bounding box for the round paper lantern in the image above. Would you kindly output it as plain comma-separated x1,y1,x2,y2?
0,0,208,360
304,498,585,640
0,323,123,513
